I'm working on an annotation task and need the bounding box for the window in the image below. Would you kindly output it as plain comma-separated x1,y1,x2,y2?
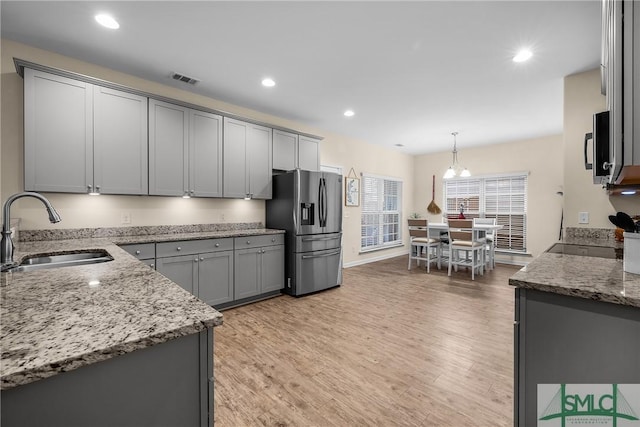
444,174,528,253
361,174,403,252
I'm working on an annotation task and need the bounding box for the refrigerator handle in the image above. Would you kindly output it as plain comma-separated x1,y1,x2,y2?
323,178,328,228
301,250,341,259
319,178,326,227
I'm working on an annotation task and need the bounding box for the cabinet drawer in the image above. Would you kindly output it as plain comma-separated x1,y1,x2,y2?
156,238,234,258
234,234,284,249
120,243,156,260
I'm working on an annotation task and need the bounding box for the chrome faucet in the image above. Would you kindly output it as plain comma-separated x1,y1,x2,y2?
1,192,61,269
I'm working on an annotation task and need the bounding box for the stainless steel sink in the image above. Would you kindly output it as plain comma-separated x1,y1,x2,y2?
5,250,114,272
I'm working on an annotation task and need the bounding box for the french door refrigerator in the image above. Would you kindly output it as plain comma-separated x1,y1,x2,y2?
266,169,343,296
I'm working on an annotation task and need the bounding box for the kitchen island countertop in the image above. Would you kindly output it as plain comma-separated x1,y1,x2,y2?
509,237,640,308
1,227,283,390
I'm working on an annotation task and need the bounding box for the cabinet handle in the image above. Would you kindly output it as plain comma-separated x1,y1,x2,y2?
177,247,182,251
262,249,266,254
271,238,276,242
194,257,198,263
200,257,204,261
150,263,155,269
215,243,220,247
246,241,251,245
135,250,141,255
190,190,195,195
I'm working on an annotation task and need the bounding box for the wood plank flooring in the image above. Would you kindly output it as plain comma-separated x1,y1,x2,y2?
213,256,521,426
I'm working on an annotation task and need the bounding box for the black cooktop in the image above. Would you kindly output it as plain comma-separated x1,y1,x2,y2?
546,243,623,260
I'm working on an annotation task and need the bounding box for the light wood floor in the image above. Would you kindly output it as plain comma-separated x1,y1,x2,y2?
213,256,521,426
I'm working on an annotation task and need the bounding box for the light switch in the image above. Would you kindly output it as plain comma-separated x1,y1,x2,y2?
578,212,589,224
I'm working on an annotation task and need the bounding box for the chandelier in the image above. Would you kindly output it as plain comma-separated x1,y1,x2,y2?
443,132,470,179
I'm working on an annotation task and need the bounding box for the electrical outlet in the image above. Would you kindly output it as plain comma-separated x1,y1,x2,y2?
121,212,131,224
578,212,589,224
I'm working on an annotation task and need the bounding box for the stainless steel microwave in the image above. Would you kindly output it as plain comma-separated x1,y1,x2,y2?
584,111,610,185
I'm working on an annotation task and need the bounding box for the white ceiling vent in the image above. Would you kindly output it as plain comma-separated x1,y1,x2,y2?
170,72,199,85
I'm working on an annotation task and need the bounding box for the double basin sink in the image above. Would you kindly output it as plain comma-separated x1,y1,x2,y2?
3,250,114,273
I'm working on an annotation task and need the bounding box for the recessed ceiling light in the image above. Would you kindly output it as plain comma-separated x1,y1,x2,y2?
344,110,355,117
513,49,533,63
261,78,275,87
95,14,120,29
621,190,637,195
394,143,404,147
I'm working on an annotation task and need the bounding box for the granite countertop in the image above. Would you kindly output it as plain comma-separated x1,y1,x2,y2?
509,236,640,308
0,226,284,390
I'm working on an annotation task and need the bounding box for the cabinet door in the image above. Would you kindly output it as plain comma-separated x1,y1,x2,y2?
272,129,297,171
198,250,234,306
94,86,148,195
261,245,284,293
190,110,223,197
149,99,189,196
298,135,320,172
156,254,197,295
234,247,261,300
222,118,248,198
247,123,273,199
24,68,93,193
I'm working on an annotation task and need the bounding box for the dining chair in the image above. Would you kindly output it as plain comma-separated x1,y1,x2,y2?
447,219,484,280
473,217,497,270
407,219,441,273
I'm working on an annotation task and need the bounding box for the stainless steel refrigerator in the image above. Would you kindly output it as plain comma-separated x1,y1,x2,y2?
266,169,343,296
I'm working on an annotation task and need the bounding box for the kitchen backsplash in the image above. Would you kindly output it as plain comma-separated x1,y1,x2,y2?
19,222,264,242
564,227,615,241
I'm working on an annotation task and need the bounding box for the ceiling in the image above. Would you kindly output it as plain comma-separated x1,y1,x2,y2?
1,1,601,155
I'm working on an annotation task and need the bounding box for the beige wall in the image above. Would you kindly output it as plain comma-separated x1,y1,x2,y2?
563,68,640,227
413,134,564,261
0,39,413,266
321,136,414,267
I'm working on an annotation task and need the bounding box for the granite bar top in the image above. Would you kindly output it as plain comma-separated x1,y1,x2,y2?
1,226,284,390
509,235,640,308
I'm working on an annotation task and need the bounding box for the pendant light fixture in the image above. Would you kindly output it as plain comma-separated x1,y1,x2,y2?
443,132,470,179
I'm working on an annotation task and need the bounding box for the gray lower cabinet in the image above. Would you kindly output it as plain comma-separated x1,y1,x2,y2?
125,235,283,308
223,117,272,199
149,99,223,197
156,254,198,294
514,288,640,426
234,236,284,300
120,243,156,269
24,68,148,195
1,329,213,427
155,238,234,306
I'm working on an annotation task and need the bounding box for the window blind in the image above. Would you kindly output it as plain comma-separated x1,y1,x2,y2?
361,174,403,252
444,174,528,252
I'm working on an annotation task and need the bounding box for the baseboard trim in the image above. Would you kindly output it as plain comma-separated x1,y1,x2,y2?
343,251,406,268
343,252,528,269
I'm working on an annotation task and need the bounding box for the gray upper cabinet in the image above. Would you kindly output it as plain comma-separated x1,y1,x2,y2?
149,99,223,197
149,100,188,196
272,129,297,171
94,86,148,195
272,130,320,172
223,117,272,199
24,68,148,195
190,110,223,197
297,135,320,172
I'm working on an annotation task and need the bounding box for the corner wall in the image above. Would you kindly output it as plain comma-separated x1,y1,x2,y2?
563,68,640,228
